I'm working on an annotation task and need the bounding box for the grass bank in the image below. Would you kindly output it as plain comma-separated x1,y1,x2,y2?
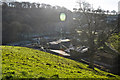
1,46,120,79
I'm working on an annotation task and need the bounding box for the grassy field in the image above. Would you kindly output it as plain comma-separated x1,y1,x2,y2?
1,46,120,79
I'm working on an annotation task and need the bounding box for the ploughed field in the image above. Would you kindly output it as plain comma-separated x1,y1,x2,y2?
1,46,120,79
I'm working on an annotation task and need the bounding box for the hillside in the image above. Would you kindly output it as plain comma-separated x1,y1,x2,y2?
1,46,120,79
2,6,73,44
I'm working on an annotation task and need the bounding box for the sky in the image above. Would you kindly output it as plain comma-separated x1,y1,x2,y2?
85,0,119,11
5,0,120,12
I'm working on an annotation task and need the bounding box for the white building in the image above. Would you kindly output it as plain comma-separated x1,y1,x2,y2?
118,1,120,14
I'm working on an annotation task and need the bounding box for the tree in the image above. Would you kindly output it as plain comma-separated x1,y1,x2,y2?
106,10,109,14
41,3,46,8
9,2,14,7
73,8,77,12
2,2,8,8
46,4,51,9
36,3,40,8
111,10,117,15
73,1,118,69
22,2,28,8
31,3,37,8
26,2,31,8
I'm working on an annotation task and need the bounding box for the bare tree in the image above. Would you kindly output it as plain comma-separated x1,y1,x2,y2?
73,8,77,12
26,2,31,8
111,10,117,15
9,2,14,7
14,2,21,8
36,3,40,8
41,3,46,8
106,10,109,14
46,4,51,9
73,1,118,69
22,2,27,8
2,2,8,8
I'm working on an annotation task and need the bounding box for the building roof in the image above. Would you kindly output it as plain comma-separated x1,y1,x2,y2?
49,39,70,45
50,50,70,56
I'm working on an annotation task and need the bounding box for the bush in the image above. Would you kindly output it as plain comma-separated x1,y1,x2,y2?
108,32,120,52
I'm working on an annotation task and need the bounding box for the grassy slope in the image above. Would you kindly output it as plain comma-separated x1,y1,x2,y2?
1,46,120,79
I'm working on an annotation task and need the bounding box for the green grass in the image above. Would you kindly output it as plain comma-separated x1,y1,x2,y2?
1,46,120,79
108,32,120,52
